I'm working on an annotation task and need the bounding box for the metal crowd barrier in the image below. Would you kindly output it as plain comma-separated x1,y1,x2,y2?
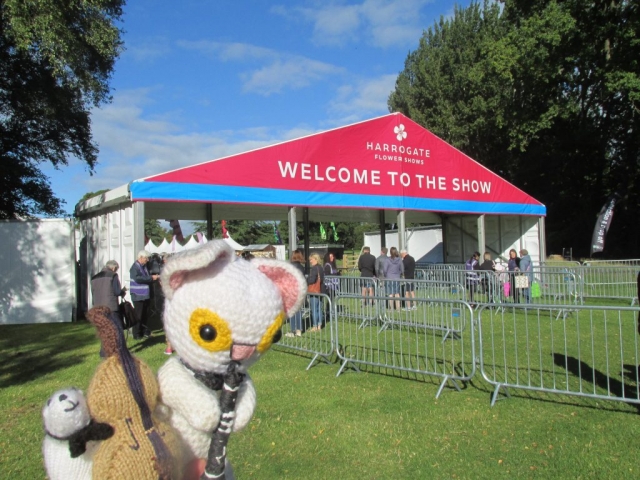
584,259,640,267
276,292,335,370
333,295,476,398
275,273,640,409
477,303,640,406
573,265,639,305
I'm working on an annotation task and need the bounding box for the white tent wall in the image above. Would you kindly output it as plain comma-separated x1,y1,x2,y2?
364,226,444,264
77,202,135,313
0,219,75,324
443,215,542,265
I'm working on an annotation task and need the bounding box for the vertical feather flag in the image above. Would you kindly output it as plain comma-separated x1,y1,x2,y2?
168,219,184,243
273,222,282,244
330,221,338,242
590,193,619,255
320,223,327,240
221,220,228,239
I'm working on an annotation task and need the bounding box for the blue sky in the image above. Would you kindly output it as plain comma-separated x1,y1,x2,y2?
44,0,471,214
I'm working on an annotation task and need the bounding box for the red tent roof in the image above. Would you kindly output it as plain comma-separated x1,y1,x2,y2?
131,113,545,216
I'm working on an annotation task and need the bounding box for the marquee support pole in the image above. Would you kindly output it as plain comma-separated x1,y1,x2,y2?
133,201,145,255
303,207,310,274
477,215,486,256
538,216,547,262
398,210,406,252
288,207,297,256
206,203,213,240
379,210,386,248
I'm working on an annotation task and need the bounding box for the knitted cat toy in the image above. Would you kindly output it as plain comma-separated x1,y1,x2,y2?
85,306,185,479
157,241,306,479
42,387,113,480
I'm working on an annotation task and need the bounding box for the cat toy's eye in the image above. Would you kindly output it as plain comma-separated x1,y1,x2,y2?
257,311,285,353
189,308,232,352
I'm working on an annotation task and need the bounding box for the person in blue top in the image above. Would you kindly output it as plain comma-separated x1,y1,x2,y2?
383,247,404,311
129,250,159,339
518,248,534,303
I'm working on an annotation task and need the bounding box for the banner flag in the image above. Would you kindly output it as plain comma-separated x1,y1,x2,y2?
168,219,184,243
221,220,228,239
320,223,327,240
273,222,283,244
330,222,338,242
590,194,619,255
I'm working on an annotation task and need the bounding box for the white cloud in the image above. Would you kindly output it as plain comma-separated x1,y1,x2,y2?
124,37,172,62
241,58,342,95
177,40,343,96
273,0,432,48
177,40,275,61
81,89,318,193
329,74,397,119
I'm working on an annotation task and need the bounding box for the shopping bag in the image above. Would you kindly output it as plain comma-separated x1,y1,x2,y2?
503,282,510,297
531,281,541,298
515,275,529,289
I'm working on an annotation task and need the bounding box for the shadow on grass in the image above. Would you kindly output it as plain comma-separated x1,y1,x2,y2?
0,322,97,388
552,353,640,412
128,330,167,354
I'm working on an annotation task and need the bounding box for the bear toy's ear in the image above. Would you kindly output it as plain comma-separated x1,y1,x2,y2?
160,241,235,300
251,258,307,317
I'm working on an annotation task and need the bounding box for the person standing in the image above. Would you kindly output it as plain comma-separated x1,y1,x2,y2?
307,253,326,332
376,247,389,297
478,252,497,303
358,246,376,306
465,252,480,304
507,248,521,303
129,250,159,340
400,249,416,310
91,260,127,313
286,249,305,337
323,251,340,299
518,248,534,303
91,260,127,357
383,247,404,311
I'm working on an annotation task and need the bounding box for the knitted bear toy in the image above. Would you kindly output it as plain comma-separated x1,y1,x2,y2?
157,241,306,478
42,387,112,480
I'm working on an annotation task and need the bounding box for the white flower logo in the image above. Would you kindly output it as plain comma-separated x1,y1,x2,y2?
394,124,407,142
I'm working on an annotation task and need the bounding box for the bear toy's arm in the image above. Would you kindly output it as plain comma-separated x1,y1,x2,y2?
158,357,221,432
232,373,256,432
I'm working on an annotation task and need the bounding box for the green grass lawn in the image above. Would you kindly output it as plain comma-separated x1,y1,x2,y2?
2,320,640,479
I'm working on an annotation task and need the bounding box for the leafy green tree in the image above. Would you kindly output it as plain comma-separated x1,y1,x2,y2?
389,0,640,256
0,0,124,219
144,219,172,245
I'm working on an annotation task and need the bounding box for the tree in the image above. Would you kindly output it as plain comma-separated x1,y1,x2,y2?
0,0,124,219
389,0,640,257
144,219,172,245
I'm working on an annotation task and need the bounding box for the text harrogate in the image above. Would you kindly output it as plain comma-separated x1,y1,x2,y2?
366,142,430,158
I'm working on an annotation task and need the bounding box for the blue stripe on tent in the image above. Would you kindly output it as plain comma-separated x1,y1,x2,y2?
131,181,546,216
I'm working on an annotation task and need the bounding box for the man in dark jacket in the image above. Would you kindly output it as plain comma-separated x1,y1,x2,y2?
129,250,159,339
401,249,416,310
358,246,376,304
91,260,127,312
91,260,127,356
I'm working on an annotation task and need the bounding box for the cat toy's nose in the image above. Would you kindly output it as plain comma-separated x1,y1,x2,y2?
231,343,256,360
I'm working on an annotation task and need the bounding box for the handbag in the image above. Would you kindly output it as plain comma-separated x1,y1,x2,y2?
503,282,511,297
308,267,321,293
531,281,541,298
515,275,530,289
118,299,137,330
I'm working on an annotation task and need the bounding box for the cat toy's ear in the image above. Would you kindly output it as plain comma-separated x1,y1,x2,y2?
250,258,307,318
160,241,236,300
